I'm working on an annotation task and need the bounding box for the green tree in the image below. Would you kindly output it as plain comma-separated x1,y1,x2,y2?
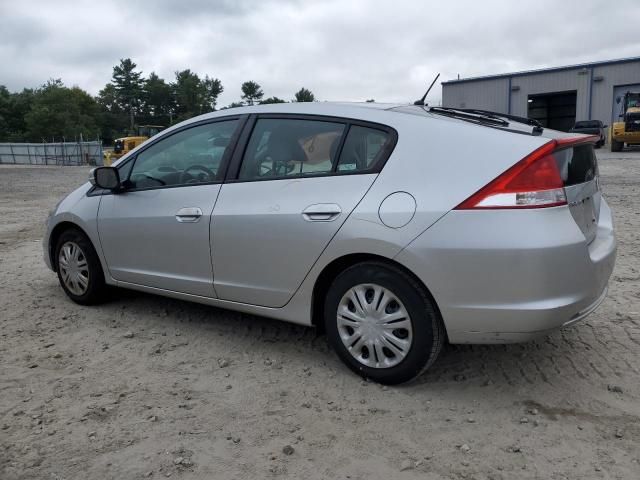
0,86,11,141
97,83,120,112
241,81,264,105
224,102,245,109
294,87,315,102
97,83,128,143
260,96,286,104
24,80,100,142
201,75,224,112
111,58,144,131
143,72,174,125
172,70,223,121
173,69,202,121
0,87,35,141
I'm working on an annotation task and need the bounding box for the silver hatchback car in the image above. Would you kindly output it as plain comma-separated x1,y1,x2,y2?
44,102,616,384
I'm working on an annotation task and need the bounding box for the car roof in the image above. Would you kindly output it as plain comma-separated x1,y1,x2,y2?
197,101,412,121
163,101,554,141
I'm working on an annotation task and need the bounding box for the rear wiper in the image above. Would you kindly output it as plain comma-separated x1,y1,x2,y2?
428,106,543,136
428,107,509,127
456,108,543,128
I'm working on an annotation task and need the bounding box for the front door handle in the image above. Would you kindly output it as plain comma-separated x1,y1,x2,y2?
302,203,342,222
176,207,203,223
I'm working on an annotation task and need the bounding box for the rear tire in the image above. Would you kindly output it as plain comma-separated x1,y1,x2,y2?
55,229,107,305
324,261,444,384
611,138,623,152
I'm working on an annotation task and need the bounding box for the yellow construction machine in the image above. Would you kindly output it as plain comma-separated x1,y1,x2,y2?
104,125,164,165
611,92,640,152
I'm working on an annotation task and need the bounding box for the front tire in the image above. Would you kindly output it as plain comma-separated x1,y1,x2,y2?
611,138,623,152
55,229,107,305
324,261,444,384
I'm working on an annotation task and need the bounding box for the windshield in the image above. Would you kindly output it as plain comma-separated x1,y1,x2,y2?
627,95,640,108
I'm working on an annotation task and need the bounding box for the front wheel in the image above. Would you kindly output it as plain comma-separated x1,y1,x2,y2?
611,138,624,152
55,229,107,305
324,261,445,384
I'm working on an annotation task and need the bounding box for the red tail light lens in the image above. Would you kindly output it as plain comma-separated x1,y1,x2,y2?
454,136,597,210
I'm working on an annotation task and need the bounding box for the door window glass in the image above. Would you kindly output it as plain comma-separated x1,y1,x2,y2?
128,120,238,188
336,126,391,172
239,119,345,180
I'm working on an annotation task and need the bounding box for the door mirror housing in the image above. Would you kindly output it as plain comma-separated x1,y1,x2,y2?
91,167,121,190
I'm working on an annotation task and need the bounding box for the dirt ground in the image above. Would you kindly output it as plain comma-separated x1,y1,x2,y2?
1,151,639,480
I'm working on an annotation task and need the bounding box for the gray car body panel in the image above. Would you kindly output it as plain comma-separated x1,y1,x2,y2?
43,102,617,344
211,174,378,307
97,184,222,297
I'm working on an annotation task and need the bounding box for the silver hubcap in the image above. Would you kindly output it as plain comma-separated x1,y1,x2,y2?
337,284,413,369
58,241,89,296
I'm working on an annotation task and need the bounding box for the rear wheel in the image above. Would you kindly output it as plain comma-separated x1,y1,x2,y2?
55,229,107,305
324,261,444,384
611,138,624,152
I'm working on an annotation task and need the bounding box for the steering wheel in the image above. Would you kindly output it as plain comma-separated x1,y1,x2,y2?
180,165,215,184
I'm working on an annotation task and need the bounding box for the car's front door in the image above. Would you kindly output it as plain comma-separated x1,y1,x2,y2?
211,116,396,308
98,118,241,297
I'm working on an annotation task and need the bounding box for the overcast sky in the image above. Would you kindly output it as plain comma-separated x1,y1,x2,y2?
1,0,639,107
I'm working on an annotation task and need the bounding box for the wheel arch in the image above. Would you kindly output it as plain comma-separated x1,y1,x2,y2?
310,253,444,335
48,221,93,272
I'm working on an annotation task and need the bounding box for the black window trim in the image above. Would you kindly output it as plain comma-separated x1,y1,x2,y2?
88,114,249,196
224,113,399,183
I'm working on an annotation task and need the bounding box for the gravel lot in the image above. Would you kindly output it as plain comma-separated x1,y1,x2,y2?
1,151,639,480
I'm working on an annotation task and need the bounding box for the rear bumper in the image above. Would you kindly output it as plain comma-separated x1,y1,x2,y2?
396,199,616,344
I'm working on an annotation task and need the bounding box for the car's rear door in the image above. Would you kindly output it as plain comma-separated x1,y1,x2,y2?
210,115,397,308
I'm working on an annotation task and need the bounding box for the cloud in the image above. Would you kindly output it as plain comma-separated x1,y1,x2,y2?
1,0,639,106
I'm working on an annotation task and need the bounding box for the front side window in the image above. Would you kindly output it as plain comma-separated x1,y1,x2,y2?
239,119,345,180
128,119,238,189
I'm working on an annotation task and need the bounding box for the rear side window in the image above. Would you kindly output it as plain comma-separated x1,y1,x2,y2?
238,118,394,180
239,119,345,180
337,126,391,172
554,144,598,186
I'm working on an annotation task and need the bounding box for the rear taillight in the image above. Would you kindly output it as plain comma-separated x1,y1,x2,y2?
455,136,597,210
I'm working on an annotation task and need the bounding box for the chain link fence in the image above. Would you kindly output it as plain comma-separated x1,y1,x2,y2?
0,141,104,166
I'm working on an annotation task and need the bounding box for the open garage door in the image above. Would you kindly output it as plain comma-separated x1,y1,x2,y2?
527,91,577,131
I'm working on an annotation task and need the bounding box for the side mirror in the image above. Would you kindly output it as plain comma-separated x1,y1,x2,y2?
91,167,121,190
602,124,608,128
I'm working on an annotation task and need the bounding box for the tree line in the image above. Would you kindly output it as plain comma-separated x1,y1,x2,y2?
0,58,316,144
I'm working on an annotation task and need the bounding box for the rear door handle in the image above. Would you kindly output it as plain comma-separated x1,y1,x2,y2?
302,203,342,222
176,207,203,223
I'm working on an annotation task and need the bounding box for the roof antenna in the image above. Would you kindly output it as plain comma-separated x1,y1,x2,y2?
413,73,440,106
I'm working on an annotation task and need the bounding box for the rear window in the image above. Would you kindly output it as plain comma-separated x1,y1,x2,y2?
574,121,600,128
554,144,598,186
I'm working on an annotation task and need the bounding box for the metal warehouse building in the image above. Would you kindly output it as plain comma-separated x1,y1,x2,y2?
442,57,640,131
